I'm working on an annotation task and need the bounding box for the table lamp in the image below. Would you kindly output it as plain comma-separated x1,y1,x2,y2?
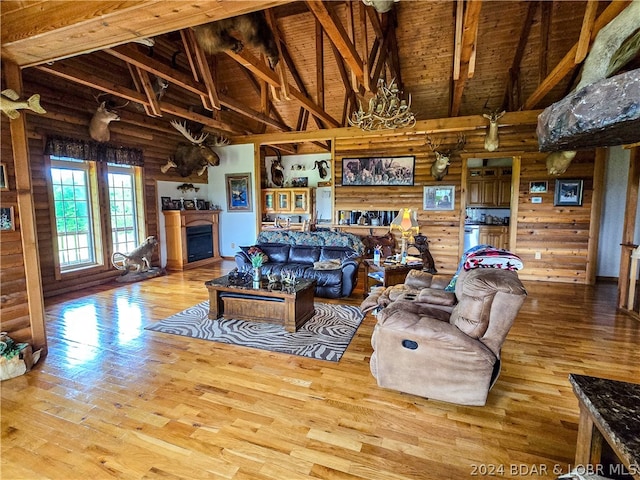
390,208,419,263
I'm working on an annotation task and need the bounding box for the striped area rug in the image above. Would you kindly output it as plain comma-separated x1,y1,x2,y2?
146,302,363,362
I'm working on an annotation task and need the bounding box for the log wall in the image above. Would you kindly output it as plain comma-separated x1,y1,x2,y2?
331,117,597,280
0,116,31,344
20,72,208,297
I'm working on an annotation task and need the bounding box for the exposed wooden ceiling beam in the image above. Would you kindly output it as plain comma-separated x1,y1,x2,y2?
1,1,295,68
306,0,364,85
450,0,482,116
575,0,599,64
501,2,538,111
181,29,221,110
130,66,162,117
538,1,552,85
226,45,340,128
524,0,631,110
35,63,243,135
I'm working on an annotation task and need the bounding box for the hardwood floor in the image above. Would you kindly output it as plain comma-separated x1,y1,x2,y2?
2,261,638,480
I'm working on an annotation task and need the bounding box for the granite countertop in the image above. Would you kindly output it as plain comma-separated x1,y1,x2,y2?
569,373,640,472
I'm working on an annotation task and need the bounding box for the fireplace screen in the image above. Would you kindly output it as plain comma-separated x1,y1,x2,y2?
186,225,213,262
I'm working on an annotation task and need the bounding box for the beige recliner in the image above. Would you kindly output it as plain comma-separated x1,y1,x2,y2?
369,267,527,406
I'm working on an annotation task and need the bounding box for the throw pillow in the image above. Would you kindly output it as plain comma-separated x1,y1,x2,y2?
313,259,341,270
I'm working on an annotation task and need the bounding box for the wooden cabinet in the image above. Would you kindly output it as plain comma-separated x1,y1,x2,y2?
163,210,221,271
467,167,511,207
479,226,509,250
261,188,312,214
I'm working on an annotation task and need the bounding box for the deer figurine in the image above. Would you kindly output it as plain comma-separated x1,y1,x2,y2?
483,110,506,152
161,120,229,177
89,96,128,142
426,134,466,181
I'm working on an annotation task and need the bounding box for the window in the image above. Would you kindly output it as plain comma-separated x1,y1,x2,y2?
50,158,99,270
108,164,139,254
50,157,144,274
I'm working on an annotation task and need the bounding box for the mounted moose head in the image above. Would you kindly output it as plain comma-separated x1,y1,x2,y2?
483,110,505,152
161,120,229,177
426,133,466,181
546,151,577,176
89,96,128,142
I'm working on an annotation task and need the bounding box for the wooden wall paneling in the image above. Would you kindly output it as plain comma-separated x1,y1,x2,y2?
20,72,188,297
586,148,606,284
3,60,47,350
516,151,596,283
618,147,639,308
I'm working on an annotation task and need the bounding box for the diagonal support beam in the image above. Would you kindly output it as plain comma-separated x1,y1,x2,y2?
306,0,364,85
181,29,221,110
524,0,631,110
450,0,482,116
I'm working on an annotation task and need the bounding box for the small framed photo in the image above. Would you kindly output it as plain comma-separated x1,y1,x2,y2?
161,196,172,210
183,199,196,210
0,206,15,231
226,173,253,212
530,181,547,193
196,199,206,210
555,179,584,206
0,163,8,191
423,185,455,211
171,199,182,210
291,177,308,187
531,196,542,204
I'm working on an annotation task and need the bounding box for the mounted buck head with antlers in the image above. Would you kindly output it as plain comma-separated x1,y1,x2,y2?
161,120,229,177
89,95,129,142
426,133,466,181
483,110,506,152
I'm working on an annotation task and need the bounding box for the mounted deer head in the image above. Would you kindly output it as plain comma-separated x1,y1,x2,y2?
161,120,229,177
426,133,466,181
313,160,330,179
89,95,128,142
482,110,506,152
546,151,577,176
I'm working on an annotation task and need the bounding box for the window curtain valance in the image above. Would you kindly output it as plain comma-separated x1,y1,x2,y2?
44,136,144,166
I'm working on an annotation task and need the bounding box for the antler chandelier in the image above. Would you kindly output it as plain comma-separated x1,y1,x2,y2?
349,78,416,131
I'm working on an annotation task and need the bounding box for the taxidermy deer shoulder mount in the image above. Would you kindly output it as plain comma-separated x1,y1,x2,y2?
426,134,466,181
546,151,577,176
193,11,279,69
161,120,229,177
89,96,128,142
483,110,505,152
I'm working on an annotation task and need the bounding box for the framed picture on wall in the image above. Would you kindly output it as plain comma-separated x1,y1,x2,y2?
226,173,253,212
0,206,15,231
161,196,172,210
554,179,583,206
423,185,455,211
341,156,415,186
529,181,548,193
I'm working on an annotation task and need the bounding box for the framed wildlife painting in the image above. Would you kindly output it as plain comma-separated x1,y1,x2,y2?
554,179,583,206
341,156,415,186
226,173,252,212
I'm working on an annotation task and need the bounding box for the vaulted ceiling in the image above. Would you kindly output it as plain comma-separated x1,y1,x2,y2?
1,0,630,152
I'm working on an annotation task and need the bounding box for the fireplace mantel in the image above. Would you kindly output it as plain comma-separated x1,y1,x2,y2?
163,210,221,271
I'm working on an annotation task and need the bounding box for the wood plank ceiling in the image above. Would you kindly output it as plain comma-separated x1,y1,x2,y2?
1,0,629,152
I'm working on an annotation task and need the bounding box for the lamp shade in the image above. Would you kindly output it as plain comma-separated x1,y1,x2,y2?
390,208,419,235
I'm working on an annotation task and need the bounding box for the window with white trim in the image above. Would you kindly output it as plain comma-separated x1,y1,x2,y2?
50,158,99,270
108,164,139,254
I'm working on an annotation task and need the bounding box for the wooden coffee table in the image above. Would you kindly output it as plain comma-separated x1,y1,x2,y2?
204,275,316,332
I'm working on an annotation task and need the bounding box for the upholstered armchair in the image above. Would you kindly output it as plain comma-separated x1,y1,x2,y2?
369,267,527,406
